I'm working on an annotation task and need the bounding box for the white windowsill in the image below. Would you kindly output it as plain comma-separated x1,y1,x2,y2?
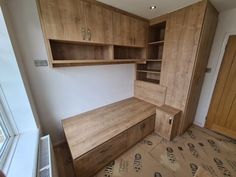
4,129,40,177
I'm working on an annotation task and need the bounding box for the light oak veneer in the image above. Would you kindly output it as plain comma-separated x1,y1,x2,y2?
62,97,156,159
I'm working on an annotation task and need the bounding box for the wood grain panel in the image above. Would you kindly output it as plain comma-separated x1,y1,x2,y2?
84,2,113,44
160,1,206,111
112,12,132,46
39,0,86,41
134,80,167,106
150,14,169,26
182,1,218,133
74,131,128,177
131,18,148,47
62,97,156,159
155,105,181,140
113,12,147,47
72,114,155,177
127,115,155,148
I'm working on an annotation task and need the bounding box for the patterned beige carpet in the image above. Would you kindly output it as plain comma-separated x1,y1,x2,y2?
54,125,236,177
95,125,236,177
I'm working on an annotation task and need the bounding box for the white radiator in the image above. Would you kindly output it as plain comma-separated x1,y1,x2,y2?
37,135,58,177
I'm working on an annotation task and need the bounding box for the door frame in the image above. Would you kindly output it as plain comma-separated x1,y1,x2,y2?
204,31,236,128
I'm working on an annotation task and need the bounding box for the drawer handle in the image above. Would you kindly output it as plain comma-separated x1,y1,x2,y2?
169,117,173,125
99,145,112,154
87,28,91,41
141,123,146,129
81,27,86,40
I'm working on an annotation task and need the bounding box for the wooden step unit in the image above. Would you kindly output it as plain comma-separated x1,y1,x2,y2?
62,97,156,177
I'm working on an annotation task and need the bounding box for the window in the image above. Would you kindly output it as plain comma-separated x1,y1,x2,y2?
0,86,15,169
0,113,10,155
0,4,39,177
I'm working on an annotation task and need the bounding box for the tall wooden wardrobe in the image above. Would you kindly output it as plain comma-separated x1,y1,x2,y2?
135,0,218,136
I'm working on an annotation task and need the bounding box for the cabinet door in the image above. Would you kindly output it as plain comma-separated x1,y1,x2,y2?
127,115,155,148
113,12,132,46
155,107,181,141
84,2,113,44
39,0,63,39
131,18,148,47
39,0,86,41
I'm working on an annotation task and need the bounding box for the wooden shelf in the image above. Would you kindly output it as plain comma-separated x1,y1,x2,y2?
137,69,161,74
148,41,164,45
146,59,162,62
49,40,146,67
52,59,144,67
137,78,160,84
114,46,146,60
137,21,166,84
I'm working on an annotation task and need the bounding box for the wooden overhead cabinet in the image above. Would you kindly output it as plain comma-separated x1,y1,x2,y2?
112,12,131,46
39,0,85,41
113,12,148,47
38,0,148,67
39,0,113,43
83,2,113,44
131,17,148,47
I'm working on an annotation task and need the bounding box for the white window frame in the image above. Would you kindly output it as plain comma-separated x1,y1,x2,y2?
0,2,40,177
0,85,18,170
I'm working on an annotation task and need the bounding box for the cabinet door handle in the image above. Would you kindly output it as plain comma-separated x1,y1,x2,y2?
134,37,136,45
81,27,86,40
140,123,146,130
87,28,91,41
169,117,173,125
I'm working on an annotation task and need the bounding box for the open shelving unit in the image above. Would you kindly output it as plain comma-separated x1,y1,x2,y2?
49,40,146,67
136,22,166,84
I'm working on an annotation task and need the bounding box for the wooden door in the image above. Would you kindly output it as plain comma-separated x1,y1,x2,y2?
113,12,132,46
84,2,113,44
205,35,236,139
131,18,148,47
39,0,86,41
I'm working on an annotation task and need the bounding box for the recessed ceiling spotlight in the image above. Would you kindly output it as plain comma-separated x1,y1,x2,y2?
150,5,157,10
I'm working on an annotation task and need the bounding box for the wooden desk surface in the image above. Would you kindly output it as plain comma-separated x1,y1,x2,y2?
62,97,156,159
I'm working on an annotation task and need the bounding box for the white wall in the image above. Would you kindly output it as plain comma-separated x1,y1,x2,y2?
5,0,135,144
0,7,37,134
194,8,236,127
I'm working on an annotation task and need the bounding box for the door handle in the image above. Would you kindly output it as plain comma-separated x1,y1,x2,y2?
87,28,91,41
81,27,86,40
169,117,173,125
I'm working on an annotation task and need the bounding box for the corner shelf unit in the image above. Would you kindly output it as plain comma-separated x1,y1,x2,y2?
48,40,146,67
136,22,166,84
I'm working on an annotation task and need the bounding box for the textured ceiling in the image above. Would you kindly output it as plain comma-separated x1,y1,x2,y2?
97,0,236,19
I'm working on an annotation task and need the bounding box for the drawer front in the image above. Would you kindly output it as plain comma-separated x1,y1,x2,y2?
127,114,155,148
74,131,128,177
